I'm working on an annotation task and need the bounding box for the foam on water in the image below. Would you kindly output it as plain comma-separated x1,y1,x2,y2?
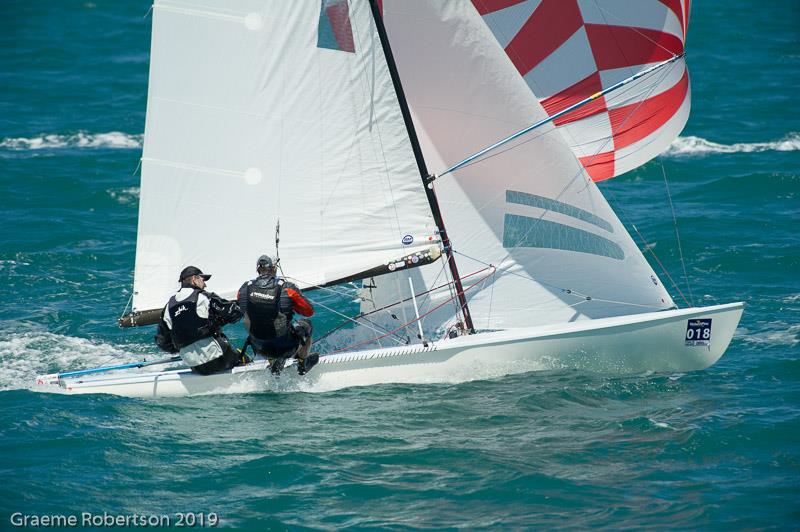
664,133,800,156
0,329,145,391
106,186,140,204
0,131,143,150
738,323,800,348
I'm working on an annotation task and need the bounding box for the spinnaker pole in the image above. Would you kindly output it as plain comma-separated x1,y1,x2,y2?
368,0,475,333
437,53,686,179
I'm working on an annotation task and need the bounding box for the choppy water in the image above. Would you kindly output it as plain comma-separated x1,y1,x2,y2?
1,1,799,529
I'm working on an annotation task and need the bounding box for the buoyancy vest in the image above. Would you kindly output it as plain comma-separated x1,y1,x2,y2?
168,288,214,349
246,278,290,341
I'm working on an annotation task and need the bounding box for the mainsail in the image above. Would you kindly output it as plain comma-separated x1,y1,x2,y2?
474,0,691,181
369,1,676,331
132,0,437,313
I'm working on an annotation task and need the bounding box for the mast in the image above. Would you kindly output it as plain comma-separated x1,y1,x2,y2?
368,0,475,333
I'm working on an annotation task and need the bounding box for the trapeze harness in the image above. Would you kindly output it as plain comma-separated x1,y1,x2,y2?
167,288,222,367
245,278,299,356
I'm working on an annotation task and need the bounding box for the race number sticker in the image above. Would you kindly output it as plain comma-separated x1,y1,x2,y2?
685,319,712,346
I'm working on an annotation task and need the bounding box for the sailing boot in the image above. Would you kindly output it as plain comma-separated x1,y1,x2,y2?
269,357,287,375
297,353,319,376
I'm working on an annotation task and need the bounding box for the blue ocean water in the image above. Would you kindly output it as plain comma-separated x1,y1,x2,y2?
1,1,799,529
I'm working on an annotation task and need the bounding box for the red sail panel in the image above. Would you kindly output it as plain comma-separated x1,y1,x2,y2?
541,72,606,127
609,70,689,150
585,25,684,70
473,0,526,16
505,0,583,77
580,151,616,182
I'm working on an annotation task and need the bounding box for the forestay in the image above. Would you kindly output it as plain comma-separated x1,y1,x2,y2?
133,0,436,312
474,0,691,181
375,1,675,331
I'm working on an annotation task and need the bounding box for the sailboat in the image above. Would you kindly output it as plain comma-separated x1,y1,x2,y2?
35,0,742,397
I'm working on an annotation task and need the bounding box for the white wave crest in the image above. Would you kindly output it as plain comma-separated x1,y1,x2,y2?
107,186,140,204
739,323,800,348
0,330,146,391
0,131,143,150
665,133,800,156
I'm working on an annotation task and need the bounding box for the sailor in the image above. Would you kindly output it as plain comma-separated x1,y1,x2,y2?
237,255,318,375
155,266,244,375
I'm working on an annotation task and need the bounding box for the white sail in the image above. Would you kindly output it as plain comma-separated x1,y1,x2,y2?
133,0,436,311
375,1,675,331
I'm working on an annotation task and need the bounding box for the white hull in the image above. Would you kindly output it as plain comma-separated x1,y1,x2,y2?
35,303,743,398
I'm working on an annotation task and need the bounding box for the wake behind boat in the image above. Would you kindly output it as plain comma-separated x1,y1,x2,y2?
36,1,742,397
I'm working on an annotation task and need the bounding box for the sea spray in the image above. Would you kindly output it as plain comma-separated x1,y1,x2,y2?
0,329,148,391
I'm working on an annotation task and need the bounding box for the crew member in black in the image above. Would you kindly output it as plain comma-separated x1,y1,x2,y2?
155,266,244,375
237,255,318,375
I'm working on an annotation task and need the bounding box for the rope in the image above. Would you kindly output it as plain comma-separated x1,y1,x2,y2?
630,223,691,306
593,1,685,58
314,266,495,345
327,266,496,355
118,292,134,323
660,159,695,306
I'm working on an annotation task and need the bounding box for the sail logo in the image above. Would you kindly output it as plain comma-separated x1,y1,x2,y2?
402,234,414,245
318,0,355,53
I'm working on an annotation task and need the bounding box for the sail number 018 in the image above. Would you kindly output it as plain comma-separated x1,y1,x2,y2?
685,319,712,346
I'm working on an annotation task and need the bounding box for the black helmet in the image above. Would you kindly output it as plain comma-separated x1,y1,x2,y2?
256,255,275,270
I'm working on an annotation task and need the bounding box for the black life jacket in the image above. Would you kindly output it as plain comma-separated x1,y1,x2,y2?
168,288,214,349
246,278,290,341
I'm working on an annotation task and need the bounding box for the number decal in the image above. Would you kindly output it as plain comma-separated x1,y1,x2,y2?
685,319,712,346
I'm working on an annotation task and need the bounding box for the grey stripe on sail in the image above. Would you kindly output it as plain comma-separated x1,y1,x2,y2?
506,190,614,233
503,214,625,260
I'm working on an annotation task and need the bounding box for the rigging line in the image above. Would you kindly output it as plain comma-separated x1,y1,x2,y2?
570,297,666,310
660,158,694,306
629,223,691,306
486,266,497,330
453,249,667,311
319,10,398,236
446,69,659,179
431,62,678,287
315,266,494,344
486,60,673,271
415,256,448,314
444,70,663,181
118,292,134,324
282,276,358,299
593,0,637,81
586,63,692,304
453,249,592,300
575,58,678,192
593,2,685,58
329,266,495,355
355,5,404,238
436,54,684,180
311,298,407,345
